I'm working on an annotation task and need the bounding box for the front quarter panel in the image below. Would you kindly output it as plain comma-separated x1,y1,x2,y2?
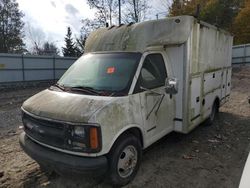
89,93,144,155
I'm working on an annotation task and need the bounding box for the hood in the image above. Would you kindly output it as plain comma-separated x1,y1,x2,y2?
22,89,114,123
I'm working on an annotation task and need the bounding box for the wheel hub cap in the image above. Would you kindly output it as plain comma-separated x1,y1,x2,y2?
117,145,138,178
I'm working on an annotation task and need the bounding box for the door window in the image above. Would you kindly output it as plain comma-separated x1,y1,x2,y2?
135,54,167,92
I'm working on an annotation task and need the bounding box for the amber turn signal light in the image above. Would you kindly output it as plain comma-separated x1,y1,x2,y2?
90,127,99,149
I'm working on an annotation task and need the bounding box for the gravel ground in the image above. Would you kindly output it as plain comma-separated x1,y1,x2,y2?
0,66,249,188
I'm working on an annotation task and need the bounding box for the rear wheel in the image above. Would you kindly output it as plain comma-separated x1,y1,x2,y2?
108,134,142,186
206,101,219,125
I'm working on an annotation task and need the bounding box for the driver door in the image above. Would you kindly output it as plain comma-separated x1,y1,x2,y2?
134,53,175,147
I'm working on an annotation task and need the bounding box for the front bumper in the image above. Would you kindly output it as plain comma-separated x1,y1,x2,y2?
19,132,108,175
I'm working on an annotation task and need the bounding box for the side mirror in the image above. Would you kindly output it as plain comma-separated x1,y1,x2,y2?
165,77,178,94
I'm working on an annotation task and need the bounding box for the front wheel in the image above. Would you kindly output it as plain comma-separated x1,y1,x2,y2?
108,134,142,186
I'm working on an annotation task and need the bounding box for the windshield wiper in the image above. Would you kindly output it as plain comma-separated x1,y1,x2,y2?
52,83,65,91
69,86,101,95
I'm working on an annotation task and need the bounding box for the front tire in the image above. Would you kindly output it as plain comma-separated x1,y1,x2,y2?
108,134,142,186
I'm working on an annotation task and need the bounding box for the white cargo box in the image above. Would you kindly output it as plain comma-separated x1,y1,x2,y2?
85,15,233,133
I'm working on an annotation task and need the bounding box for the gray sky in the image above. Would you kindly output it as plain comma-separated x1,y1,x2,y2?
16,0,170,52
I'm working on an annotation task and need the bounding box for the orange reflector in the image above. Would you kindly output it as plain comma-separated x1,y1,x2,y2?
90,127,99,149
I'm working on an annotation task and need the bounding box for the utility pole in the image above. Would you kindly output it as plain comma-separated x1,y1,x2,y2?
118,0,121,25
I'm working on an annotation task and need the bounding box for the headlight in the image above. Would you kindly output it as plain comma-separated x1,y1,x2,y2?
73,126,86,138
68,125,101,153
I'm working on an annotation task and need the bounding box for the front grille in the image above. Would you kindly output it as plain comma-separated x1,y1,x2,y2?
23,112,68,150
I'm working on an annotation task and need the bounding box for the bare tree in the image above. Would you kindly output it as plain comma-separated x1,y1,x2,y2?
152,0,172,19
77,17,107,56
87,0,118,25
81,18,105,36
122,0,149,23
154,0,172,13
26,23,45,54
75,33,87,57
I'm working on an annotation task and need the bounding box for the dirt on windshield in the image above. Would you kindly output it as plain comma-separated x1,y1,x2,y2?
0,66,250,188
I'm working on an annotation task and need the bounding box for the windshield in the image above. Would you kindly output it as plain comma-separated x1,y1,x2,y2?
57,52,141,96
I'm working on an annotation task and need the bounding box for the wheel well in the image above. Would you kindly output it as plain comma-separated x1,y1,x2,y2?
214,97,220,111
113,128,144,149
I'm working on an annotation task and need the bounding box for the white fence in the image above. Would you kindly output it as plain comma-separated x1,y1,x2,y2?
0,54,77,83
232,44,250,65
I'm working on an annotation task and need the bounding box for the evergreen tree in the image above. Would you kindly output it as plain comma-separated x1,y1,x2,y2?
34,42,59,56
42,42,59,56
62,27,76,57
0,0,25,53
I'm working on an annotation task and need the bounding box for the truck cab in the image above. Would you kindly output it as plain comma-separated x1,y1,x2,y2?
19,16,233,186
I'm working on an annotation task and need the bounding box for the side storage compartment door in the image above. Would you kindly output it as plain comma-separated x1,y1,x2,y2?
189,76,202,125
202,70,222,119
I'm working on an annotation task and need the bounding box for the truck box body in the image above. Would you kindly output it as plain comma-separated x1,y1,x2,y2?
85,15,233,133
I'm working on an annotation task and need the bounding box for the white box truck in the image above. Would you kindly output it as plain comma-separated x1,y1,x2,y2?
19,16,233,186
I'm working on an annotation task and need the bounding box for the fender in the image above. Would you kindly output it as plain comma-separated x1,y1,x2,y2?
105,124,145,154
